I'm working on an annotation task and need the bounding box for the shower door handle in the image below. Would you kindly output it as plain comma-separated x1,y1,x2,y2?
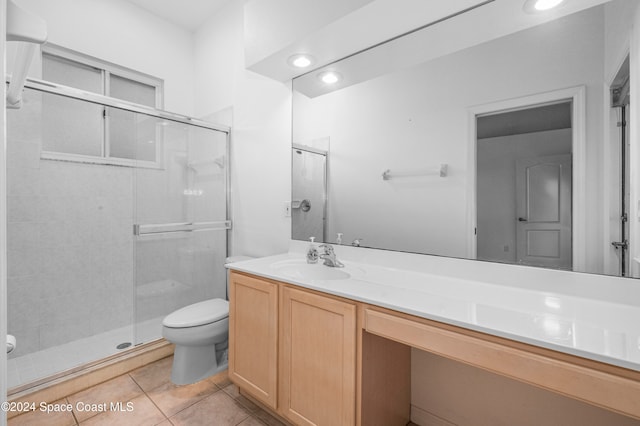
134,221,232,236
292,199,311,212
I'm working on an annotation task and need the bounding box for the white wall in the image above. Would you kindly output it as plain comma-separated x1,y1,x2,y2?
477,129,572,264
294,6,605,264
194,1,291,258
8,0,195,115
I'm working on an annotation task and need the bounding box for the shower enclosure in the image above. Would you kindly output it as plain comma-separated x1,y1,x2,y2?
5,79,230,391
291,145,327,242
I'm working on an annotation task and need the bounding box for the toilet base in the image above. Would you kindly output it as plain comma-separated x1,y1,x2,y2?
170,344,228,385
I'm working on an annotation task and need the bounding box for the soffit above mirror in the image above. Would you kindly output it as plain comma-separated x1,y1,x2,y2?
244,0,496,82
291,0,611,97
245,0,611,85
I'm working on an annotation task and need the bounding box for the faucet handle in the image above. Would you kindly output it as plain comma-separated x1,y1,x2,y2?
352,238,363,247
318,244,334,254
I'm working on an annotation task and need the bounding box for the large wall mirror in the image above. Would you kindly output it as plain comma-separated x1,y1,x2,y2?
291,0,640,278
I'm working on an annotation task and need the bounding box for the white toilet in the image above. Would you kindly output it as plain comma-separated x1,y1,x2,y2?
162,256,252,385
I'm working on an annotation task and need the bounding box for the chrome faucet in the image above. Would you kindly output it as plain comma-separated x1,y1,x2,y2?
318,244,344,268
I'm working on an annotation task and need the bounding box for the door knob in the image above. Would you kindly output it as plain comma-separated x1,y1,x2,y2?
518,217,527,222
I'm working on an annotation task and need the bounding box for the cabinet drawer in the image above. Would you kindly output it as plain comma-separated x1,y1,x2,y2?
364,308,640,419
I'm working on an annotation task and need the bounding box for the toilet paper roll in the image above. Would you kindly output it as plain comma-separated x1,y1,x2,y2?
6,334,16,354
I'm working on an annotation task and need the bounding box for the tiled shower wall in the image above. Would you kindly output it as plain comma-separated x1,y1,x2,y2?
7,140,136,358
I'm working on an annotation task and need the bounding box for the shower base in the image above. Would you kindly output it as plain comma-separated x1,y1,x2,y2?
7,317,163,391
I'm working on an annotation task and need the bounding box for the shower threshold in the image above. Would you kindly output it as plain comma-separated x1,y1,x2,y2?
7,317,163,391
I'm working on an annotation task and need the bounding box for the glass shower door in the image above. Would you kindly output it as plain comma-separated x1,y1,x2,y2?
5,83,229,392
119,111,230,346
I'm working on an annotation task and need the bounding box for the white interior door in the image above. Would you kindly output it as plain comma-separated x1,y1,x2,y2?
516,154,572,269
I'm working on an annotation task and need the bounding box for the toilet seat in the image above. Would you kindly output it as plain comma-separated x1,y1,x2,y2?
162,299,229,328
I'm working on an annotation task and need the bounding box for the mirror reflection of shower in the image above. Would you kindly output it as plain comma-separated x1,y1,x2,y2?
291,140,328,243
609,55,631,277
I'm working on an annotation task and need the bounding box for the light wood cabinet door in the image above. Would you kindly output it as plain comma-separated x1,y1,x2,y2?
280,286,357,426
228,272,279,409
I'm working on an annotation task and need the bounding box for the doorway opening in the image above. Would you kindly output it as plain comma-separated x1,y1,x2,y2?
476,101,573,270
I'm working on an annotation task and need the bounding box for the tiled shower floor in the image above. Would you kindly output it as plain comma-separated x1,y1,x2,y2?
7,317,163,390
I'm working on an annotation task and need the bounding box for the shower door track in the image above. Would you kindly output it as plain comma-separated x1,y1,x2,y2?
8,76,231,132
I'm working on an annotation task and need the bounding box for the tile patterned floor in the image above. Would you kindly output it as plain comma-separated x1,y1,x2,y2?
8,356,287,426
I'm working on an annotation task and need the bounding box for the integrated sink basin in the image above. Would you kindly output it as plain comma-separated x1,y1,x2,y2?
271,259,353,281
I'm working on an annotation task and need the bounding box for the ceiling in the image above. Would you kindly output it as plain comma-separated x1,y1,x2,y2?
477,103,572,140
123,0,232,31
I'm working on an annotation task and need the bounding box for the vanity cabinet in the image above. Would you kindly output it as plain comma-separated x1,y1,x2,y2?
228,271,357,426
230,267,640,424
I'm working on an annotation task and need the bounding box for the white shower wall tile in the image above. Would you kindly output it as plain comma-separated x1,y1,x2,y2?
39,320,93,350
7,296,41,327
39,222,75,248
7,247,42,278
8,196,41,223
7,141,41,169
8,222,40,249
7,363,20,388
36,196,73,222
37,167,69,196
7,166,40,196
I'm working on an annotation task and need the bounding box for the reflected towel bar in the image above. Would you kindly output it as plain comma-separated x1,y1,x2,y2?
382,164,448,180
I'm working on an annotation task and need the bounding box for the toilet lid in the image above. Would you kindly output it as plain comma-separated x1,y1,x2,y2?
162,299,229,328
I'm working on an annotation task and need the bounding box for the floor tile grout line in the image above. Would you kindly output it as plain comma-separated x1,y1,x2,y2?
72,373,150,425
65,396,80,426
140,376,228,422
131,372,172,423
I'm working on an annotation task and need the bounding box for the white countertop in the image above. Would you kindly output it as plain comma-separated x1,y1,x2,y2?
227,241,640,372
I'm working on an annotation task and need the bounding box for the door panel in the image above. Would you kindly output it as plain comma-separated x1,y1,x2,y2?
516,154,572,269
526,230,561,257
229,272,278,409
527,163,561,222
280,286,356,426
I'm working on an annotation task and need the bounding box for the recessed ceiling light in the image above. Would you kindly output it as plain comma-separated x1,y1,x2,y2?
288,54,315,69
318,71,342,85
523,0,564,13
